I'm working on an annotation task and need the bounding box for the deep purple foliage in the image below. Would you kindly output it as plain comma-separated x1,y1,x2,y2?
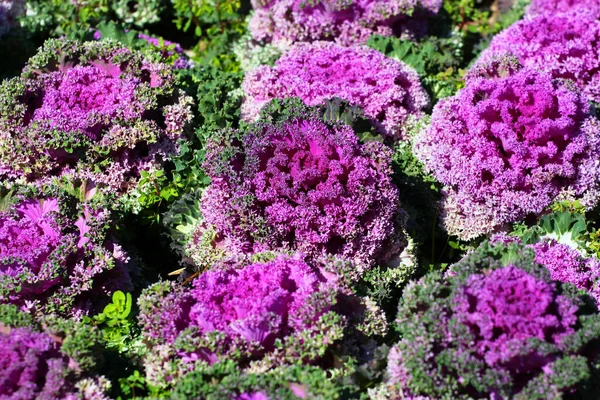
198,105,404,265
0,327,75,399
0,39,193,198
414,62,600,240
31,65,141,137
477,9,600,103
249,0,442,47
242,42,429,140
0,195,132,317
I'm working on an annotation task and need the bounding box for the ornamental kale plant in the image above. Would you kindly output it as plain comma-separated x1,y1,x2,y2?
477,8,600,104
0,327,110,399
193,100,405,267
241,42,429,140
0,189,133,317
386,241,600,399
0,39,194,203
0,305,109,399
414,58,600,240
137,255,345,389
248,0,443,47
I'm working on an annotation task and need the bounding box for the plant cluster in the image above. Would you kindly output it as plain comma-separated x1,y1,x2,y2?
0,304,109,399
248,0,443,47
137,255,346,389
5,0,600,398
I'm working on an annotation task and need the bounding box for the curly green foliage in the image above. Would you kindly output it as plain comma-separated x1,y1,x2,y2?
172,361,357,399
21,0,165,37
0,304,36,329
368,33,466,103
358,236,419,324
111,0,166,27
148,66,242,225
44,316,104,371
162,187,204,254
248,97,380,145
390,241,600,399
92,21,190,69
179,66,244,140
171,0,249,71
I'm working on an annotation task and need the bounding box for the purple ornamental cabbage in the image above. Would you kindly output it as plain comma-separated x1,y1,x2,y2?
0,38,193,198
137,256,344,387
0,0,24,38
242,42,429,140
197,102,405,265
386,242,600,398
0,195,132,317
414,61,600,240
249,0,442,47
477,9,600,103
527,0,600,15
